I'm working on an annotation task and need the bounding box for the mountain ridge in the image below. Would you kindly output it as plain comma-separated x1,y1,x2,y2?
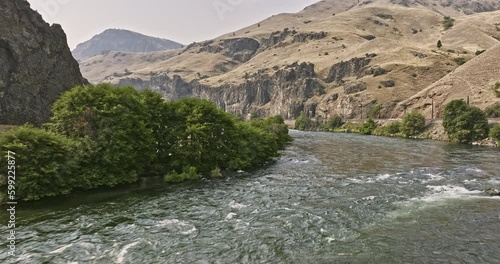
72,29,183,61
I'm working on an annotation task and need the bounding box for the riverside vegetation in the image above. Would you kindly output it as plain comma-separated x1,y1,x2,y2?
0,84,291,202
295,100,500,145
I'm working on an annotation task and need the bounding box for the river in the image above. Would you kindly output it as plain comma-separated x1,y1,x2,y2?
1,131,500,263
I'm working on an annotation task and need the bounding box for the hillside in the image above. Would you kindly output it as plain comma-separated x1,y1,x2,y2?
80,0,500,119
72,29,183,61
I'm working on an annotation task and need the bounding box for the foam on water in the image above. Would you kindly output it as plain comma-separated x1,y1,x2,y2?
50,243,74,254
116,241,140,263
413,185,494,203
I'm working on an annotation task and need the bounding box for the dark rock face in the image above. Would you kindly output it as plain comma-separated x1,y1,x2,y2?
118,62,325,119
0,0,87,125
72,29,183,61
325,57,373,84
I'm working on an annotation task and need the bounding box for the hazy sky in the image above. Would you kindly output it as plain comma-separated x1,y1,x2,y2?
27,0,319,50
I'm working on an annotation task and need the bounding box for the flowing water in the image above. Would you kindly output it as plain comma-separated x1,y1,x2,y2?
1,131,500,263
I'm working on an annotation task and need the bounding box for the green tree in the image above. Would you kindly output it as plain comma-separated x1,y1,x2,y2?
294,111,313,131
386,121,402,135
443,100,489,144
490,124,500,144
360,118,377,135
437,40,442,49
50,84,155,189
0,126,78,201
401,112,426,137
325,115,343,130
485,102,500,118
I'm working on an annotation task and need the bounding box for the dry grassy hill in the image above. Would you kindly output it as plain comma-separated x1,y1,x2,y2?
80,0,500,119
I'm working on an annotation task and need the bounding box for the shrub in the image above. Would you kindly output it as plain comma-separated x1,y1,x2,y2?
443,100,489,144
490,124,500,144
386,121,402,135
475,50,486,56
402,112,426,137
360,118,377,135
485,102,500,118
454,57,467,66
0,126,78,201
437,40,442,49
340,122,363,133
492,82,500,98
443,16,455,30
295,111,313,131
164,166,202,183
324,115,343,130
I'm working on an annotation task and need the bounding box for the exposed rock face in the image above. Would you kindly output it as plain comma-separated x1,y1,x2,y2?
118,62,324,119
0,0,87,125
72,29,183,61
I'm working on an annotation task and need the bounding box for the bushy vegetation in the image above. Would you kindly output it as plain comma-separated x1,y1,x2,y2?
320,115,343,131
437,40,442,49
359,118,377,135
443,100,489,144
490,124,500,144
0,126,78,201
485,102,500,118
372,121,402,137
401,112,426,137
294,111,313,131
0,84,291,201
443,16,455,30
492,82,500,98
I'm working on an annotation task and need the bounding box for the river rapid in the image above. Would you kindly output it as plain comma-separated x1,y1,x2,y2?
1,131,500,263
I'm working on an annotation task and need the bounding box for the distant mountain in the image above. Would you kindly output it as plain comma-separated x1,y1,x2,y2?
72,29,183,61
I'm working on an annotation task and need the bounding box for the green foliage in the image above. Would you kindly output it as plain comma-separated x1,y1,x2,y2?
443,16,455,30
360,118,377,135
295,111,313,131
490,124,500,144
0,126,78,201
340,122,363,133
386,121,402,135
485,102,500,118
401,112,426,137
1,85,292,200
369,105,383,119
443,100,489,144
50,84,154,189
164,166,202,183
322,115,343,130
475,50,486,56
437,40,442,49
492,82,500,98
453,57,467,66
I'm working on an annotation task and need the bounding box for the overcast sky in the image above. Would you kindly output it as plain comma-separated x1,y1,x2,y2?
27,0,319,50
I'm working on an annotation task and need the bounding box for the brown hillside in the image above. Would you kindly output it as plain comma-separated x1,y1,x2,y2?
80,0,500,119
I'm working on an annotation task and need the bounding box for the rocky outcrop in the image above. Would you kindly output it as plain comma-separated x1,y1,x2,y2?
325,55,374,84
199,38,260,62
72,29,183,61
118,62,324,119
0,0,87,125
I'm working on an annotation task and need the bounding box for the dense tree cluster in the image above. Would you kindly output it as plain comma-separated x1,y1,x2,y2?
443,100,489,144
0,84,291,201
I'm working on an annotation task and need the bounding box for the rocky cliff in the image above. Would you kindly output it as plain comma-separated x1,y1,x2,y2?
0,0,87,125
72,29,183,61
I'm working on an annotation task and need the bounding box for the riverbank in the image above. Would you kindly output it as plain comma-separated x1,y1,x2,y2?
285,118,500,147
